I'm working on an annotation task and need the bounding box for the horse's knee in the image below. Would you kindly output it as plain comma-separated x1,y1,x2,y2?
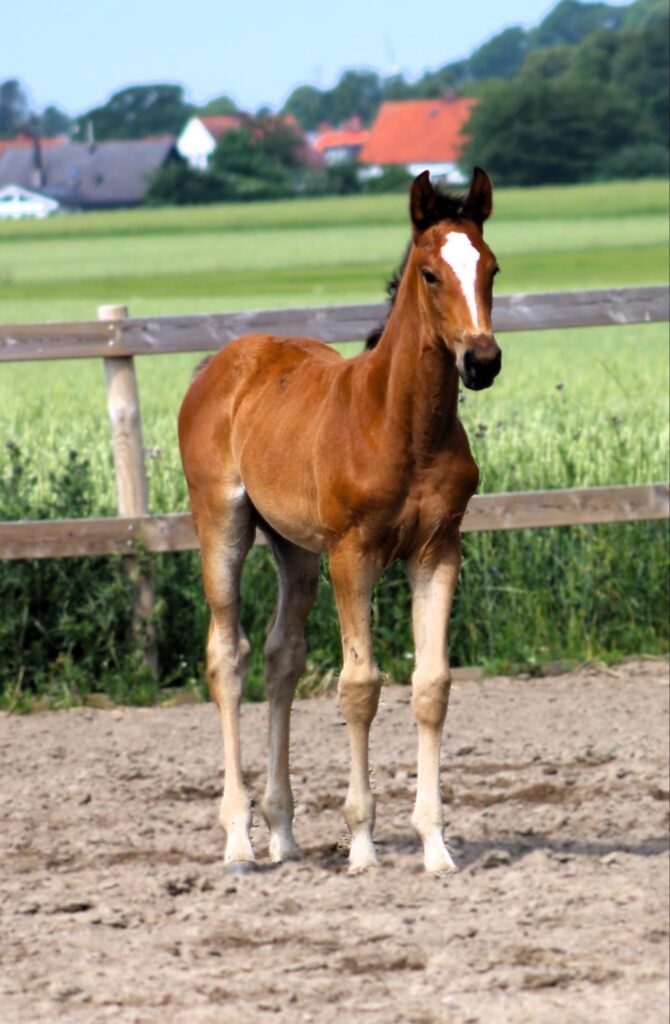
411,669,451,728
264,633,307,698
207,627,247,704
338,664,383,727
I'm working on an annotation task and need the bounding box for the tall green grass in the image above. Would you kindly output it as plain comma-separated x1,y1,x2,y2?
0,179,668,707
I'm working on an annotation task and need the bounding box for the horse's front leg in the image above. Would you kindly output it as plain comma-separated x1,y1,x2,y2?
329,544,383,873
407,539,462,874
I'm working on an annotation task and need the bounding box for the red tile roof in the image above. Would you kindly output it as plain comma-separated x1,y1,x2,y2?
0,134,68,157
313,128,370,154
359,97,476,166
199,115,243,140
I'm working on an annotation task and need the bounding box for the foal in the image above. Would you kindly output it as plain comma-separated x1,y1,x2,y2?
178,169,502,873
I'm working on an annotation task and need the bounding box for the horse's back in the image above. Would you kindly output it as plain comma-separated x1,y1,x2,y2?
191,332,340,405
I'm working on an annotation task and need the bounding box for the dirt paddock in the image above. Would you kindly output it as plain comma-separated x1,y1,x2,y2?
1,659,668,1024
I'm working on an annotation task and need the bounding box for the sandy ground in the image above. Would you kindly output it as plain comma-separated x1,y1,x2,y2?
0,658,668,1024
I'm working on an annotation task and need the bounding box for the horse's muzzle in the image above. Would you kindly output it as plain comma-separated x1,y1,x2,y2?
459,342,502,391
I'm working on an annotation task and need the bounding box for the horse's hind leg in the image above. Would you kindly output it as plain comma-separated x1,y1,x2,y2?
261,536,319,862
197,487,255,865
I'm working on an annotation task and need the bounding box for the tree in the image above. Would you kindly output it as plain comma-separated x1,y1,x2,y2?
327,70,383,125
610,20,669,140
209,116,304,199
144,161,230,205
411,61,470,98
621,0,668,28
531,0,626,48
79,84,194,140
0,79,30,138
469,27,529,80
594,142,669,180
463,77,640,185
381,74,414,101
41,105,71,137
462,9,669,185
198,94,239,116
282,85,327,130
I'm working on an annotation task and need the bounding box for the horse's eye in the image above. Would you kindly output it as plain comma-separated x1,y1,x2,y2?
492,265,500,277
421,269,438,285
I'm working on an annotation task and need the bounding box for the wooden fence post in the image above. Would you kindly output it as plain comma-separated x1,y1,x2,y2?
99,304,158,677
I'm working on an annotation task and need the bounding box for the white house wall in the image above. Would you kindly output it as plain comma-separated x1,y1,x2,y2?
407,162,467,184
176,119,217,169
0,184,60,219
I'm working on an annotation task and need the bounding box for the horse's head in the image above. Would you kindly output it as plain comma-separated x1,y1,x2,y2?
409,168,501,391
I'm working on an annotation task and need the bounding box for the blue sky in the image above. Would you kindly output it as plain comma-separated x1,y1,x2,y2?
8,0,633,116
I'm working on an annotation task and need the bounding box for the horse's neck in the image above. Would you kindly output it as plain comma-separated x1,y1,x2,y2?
365,275,461,456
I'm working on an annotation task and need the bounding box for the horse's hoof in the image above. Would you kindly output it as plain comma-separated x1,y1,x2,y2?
224,861,260,876
425,854,459,876
348,861,379,876
427,862,459,877
269,835,302,864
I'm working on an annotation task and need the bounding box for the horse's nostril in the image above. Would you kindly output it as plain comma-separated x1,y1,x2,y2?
461,346,502,390
463,349,479,374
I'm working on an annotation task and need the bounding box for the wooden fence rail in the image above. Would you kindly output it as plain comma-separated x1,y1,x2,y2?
1,484,667,561
1,286,668,362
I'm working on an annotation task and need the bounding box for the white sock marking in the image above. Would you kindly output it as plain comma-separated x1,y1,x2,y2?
441,232,481,330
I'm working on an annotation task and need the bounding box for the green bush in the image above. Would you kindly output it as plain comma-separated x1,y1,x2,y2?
144,162,232,206
593,143,670,182
324,162,361,196
362,165,414,193
0,443,155,709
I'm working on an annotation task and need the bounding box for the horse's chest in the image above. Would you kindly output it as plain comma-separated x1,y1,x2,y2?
391,454,479,556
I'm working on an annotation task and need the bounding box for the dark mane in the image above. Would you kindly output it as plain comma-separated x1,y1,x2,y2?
365,182,472,351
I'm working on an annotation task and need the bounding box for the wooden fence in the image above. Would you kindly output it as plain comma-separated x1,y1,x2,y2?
2,285,668,673
1,285,668,564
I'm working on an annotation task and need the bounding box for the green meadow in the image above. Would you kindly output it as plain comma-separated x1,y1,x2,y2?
0,179,668,707
0,178,667,322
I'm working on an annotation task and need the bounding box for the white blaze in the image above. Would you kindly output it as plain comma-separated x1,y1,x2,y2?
440,231,481,330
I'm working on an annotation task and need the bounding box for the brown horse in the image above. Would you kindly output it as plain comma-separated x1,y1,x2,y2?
178,168,501,874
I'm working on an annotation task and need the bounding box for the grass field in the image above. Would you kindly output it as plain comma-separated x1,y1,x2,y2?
0,179,668,706
0,178,667,323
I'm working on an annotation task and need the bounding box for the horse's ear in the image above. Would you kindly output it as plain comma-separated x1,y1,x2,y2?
464,167,493,229
410,171,437,235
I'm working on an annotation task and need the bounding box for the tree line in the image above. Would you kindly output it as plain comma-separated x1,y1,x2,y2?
463,3,669,184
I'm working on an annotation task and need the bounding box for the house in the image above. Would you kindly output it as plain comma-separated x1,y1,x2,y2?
359,96,476,183
0,137,177,210
177,113,323,171
177,115,242,169
312,116,370,166
0,184,59,219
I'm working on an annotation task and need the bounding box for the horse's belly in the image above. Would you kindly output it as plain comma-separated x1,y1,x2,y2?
256,504,327,554
240,462,327,554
